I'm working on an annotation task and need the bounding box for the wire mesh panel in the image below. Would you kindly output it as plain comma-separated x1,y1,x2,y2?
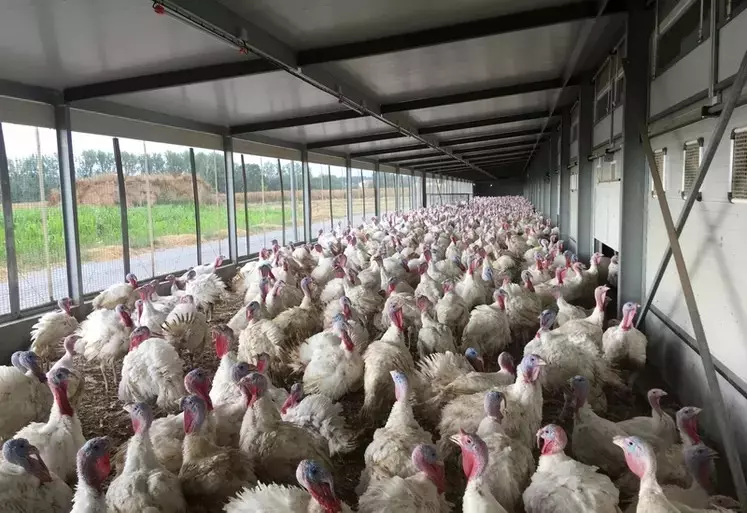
242,154,283,252
2,123,68,311
195,148,227,265
363,169,376,220
279,159,295,245
682,140,701,197
650,149,666,194
121,139,197,280
350,168,365,225
731,131,747,201
309,163,330,238
71,132,125,294
329,165,347,227
234,154,250,258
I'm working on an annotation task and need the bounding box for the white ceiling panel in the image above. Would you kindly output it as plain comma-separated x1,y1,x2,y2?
255,116,393,143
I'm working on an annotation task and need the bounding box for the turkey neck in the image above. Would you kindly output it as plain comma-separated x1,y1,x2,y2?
537,452,571,473
50,384,74,420
384,393,417,430
183,430,216,463
477,416,505,438
71,485,106,513
300,293,313,309
242,396,281,437
124,430,160,473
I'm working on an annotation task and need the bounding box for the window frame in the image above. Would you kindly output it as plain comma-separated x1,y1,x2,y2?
728,127,747,203
680,138,704,201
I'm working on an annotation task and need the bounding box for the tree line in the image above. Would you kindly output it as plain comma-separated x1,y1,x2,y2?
6,148,382,204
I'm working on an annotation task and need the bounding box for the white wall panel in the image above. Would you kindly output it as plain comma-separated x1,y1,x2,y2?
233,138,301,160
719,9,747,82
308,152,346,166
646,104,747,383
593,115,611,148
569,164,579,246
650,42,710,118
571,140,579,160
352,160,375,171
0,96,54,128
70,108,222,149
612,105,623,137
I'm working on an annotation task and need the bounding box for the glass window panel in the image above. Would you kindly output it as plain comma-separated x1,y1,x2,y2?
120,138,196,280
3,123,68,311
362,170,375,220
309,163,330,238
71,132,125,294
329,165,347,226
195,148,227,265
402,173,411,211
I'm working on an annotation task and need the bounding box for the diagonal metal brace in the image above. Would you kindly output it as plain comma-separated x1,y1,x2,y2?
641,126,747,513
638,47,747,327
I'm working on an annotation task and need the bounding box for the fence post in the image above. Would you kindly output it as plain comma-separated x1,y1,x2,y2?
277,158,286,245
302,149,312,242
224,136,237,264
55,105,83,305
345,155,353,225
0,123,19,314
189,148,202,266
374,162,380,218
289,159,298,242
240,155,250,255
113,138,130,276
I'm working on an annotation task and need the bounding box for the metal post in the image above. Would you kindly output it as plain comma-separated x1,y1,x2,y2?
326,165,333,229
0,123,19,314
189,148,202,265
393,166,400,212
639,47,747,326
35,128,53,302
289,159,298,243
55,105,83,304
374,162,381,217
142,141,156,275
240,154,250,255
709,0,719,99
223,136,237,264
576,76,595,261
619,0,653,310
549,130,559,226
421,171,427,208
345,155,353,225
277,158,286,245
641,126,747,513
302,149,312,242
113,138,130,276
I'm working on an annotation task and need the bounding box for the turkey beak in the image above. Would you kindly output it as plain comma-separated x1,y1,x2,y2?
28,445,52,483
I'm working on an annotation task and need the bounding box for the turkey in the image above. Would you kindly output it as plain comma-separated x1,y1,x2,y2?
273,276,324,350
435,280,470,344
462,390,530,511
414,260,442,305
160,294,209,355
185,269,226,321
29,297,79,367
363,305,416,420
358,444,450,513
0,351,53,441
237,300,287,376
617,388,677,451
118,326,186,412
523,424,621,513
302,318,364,400
238,372,332,485
280,382,356,457
416,295,457,358
178,394,256,513
455,257,488,310
208,324,244,408
106,402,187,513
189,255,224,277
223,459,353,513
92,273,138,310
603,302,649,373
451,430,508,513
0,438,73,513
460,288,511,357
358,371,434,495
12,367,85,485
71,437,110,513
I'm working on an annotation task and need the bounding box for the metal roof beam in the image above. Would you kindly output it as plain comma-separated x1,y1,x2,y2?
441,127,547,146
63,59,278,102
296,0,626,65
350,143,429,158
159,0,494,179
307,132,406,150
380,77,575,113
419,110,554,134
377,150,443,163
392,147,535,166
455,141,543,155
231,110,364,134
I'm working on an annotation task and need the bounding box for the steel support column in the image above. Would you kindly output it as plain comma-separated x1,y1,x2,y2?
421,172,427,208
113,138,130,276
224,136,238,263
549,129,559,225
302,150,312,242
639,47,747,326
240,155,250,254
641,127,747,513
345,155,353,225
618,0,653,309
0,124,19,314
394,165,401,212
289,160,299,243
55,105,83,304
576,76,594,261
276,158,286,245
374,162,381,218
559,109,571,240
189,148,202,265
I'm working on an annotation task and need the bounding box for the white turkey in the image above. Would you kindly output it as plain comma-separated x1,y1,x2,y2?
91,273,138,310
0,351,53,441
29,297,79,367
460,288,510,357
